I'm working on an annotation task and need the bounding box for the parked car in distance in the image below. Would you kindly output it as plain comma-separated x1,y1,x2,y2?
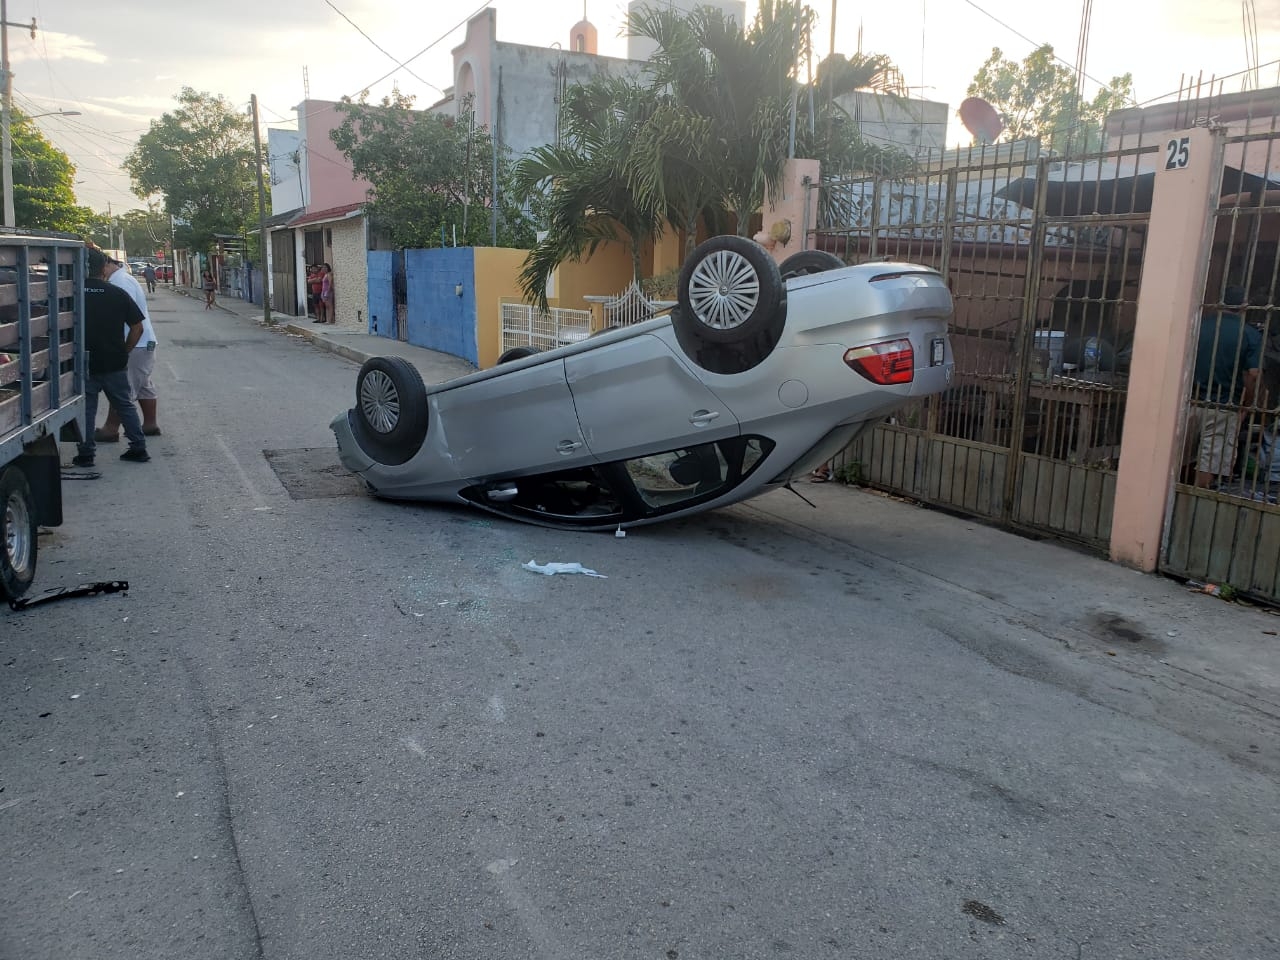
331,237,955,531
129,261,147,277
153,264,173,281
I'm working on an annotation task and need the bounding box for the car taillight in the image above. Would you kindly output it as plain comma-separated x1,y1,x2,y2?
844,339,914,384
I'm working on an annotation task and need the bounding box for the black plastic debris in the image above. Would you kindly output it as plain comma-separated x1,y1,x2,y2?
9,580,129,611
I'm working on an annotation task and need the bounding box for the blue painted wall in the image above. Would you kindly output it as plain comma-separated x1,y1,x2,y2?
367,250,394,338
405,248,478,365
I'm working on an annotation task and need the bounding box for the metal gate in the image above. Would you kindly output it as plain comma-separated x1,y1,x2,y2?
1161,118,1280,604
816,140,1153,549
270,230,297,315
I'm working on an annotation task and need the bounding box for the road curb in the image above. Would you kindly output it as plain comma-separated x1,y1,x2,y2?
284,323,375,367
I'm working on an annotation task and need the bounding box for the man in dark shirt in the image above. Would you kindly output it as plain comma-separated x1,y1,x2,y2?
1189,284,1262,487
72,248,150,466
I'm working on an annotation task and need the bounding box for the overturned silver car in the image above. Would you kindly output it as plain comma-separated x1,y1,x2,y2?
332,237,954,530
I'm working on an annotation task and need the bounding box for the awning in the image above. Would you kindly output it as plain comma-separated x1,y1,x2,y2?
994,159,1280,216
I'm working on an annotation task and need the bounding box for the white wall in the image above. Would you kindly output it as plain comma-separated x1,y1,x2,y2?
268,129,304,214
833,91,950,157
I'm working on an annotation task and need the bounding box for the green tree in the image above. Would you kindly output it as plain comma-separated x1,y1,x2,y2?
124,87,261,251
629,0,910,242
967,45,1134,155
512,75,665,308
10,109,94,232
514,0,911,300
115,208,171,258
331,90,532,250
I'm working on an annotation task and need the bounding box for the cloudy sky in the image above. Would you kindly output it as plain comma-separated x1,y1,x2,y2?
16,0,1280,216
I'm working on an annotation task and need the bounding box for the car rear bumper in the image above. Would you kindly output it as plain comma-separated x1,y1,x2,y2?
331,410,375,474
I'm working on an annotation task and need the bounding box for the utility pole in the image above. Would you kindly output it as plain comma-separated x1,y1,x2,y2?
251,94,272,325
0,3,35,229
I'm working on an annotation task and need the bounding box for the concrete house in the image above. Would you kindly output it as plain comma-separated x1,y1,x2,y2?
266,102,373,327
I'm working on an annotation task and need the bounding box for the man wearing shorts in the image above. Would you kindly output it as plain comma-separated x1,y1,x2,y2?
96,256,162,440
1189,285,1261,488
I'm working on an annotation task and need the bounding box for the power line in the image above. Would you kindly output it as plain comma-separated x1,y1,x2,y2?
958,0,1132,103
350,1,491,98
323,0,443,94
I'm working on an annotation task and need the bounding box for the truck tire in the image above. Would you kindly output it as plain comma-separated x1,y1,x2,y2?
0,465,37,601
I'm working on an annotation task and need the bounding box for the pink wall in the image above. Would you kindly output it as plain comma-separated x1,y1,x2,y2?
450,10,496,127
299,100,373,212
1111,128,1223,571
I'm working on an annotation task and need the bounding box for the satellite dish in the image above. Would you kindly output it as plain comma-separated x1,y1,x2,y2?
959,97,1004,145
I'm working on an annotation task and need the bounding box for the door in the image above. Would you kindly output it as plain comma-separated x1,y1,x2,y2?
270,231,295,314
432,359,592,480
565,334,739,461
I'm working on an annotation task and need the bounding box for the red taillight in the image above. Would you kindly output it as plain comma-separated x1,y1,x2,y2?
844,339,914,384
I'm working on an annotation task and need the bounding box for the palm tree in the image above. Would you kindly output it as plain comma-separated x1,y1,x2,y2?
628,0,914,238
512,76,664,309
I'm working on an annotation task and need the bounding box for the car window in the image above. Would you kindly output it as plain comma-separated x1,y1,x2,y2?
462,466,626,525
461,436,774,526
619,436,774,512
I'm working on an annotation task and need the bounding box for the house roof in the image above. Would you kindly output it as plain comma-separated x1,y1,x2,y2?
264,207,301,228
286,202,364,229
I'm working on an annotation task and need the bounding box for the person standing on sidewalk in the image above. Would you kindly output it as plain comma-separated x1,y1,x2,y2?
319,263,335,324
203,269,217,309
95,257,162,440
72,249,150,466
143,262,157,293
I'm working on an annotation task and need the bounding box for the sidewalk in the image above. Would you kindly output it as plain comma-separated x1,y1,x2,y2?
167,284,475,385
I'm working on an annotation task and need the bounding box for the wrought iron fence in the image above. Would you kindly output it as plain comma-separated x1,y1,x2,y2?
499,302,592,354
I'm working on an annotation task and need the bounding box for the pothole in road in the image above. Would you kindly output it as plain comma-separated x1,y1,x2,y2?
264,447,366,499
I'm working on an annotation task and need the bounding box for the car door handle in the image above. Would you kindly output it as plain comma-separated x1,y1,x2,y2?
557,439,583,454
689,410,721,427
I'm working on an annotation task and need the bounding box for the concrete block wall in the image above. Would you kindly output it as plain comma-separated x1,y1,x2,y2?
329,218,367,328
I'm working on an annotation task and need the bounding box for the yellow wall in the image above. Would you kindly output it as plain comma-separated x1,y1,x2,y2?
551,239,635,311
472,247,529,369
471,231,684,367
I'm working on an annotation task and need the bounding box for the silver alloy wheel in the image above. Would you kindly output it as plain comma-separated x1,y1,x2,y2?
360,369,401,435
686,248,761,330
4,488,31,579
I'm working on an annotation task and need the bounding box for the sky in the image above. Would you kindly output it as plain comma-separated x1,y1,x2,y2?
13,0,1280,217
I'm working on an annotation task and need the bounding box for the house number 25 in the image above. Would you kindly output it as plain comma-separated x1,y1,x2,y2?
1165,136,1190,170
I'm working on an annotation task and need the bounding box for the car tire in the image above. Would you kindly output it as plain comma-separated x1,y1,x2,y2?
354,357,428,462
0,465,37,601
778,250,845,279
674,236,786,375
497,345,540,364
677,236,785,346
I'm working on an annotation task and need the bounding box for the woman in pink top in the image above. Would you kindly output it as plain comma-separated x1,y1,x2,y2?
319,263,335,323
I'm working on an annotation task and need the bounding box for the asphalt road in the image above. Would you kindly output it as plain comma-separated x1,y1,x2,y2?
2,291,1278,960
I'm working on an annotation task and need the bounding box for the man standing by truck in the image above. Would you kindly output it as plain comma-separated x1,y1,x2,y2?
95,256,162,440
72,248,150,467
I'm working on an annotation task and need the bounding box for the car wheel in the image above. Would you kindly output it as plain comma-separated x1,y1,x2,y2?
778,250,845,279
355,356,428,458
677,235,785,346
0,465,37,601
497,345,540,364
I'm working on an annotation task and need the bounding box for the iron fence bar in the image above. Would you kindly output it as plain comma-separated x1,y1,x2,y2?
868,178,880,259
1003,157,1051,519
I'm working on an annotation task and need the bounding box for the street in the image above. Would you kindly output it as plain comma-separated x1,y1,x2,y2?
3,288,1279,960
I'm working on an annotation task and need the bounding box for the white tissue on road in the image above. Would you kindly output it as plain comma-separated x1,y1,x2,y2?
522,560,607,578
